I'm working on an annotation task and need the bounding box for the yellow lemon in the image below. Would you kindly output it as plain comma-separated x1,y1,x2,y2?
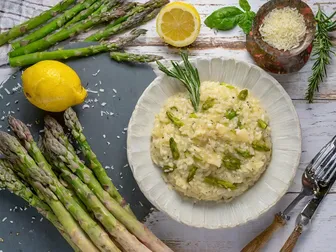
156,2,201,47
22,60,87,112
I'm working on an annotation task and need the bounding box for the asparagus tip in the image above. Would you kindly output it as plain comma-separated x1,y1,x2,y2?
7,116,34,143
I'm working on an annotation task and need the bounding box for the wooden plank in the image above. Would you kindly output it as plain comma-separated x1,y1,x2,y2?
146,193,336,252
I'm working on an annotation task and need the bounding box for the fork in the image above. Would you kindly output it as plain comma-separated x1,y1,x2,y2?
241,136,336,252
280,145,336,252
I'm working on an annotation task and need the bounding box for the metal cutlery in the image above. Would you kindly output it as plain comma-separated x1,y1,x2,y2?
241,136,336,252
280,149,336,252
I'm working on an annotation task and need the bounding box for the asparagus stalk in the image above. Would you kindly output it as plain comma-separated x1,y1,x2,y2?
0,133,100,252
44,115,76,156
0,130,119,252
63,108,134,216
63,0,105,28
65,0,123,28
46,153,151,252
92,0,123,15
0,160,81,252
111,51,163,63
0,0,75,46
9,28,146,67
9,3,136,58
85,0,167,42
43,130,173,252
11,0,98,49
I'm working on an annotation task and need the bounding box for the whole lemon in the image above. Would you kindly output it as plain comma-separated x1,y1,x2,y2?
22,60,87,112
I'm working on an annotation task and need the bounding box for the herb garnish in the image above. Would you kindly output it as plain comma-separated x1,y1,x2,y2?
204,0,255,34
157,51,201,112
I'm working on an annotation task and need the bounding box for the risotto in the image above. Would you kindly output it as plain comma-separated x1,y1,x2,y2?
150,81,272,202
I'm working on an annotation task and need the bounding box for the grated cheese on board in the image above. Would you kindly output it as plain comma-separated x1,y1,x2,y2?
259,7,306,51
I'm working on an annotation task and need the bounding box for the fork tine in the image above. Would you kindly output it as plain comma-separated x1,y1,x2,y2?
316,151,336,180
314,149,335,175
310,138,336,172
321,154,336,183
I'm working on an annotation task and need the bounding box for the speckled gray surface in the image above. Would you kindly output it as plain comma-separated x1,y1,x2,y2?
0,43,157,252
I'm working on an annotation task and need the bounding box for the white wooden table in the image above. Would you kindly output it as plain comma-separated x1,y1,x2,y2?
1,0,336,251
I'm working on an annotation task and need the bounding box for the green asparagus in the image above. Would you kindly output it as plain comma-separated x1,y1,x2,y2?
0,132,101,252
43,129,173,252
0,0,75,46
235,148,253,158
202,97,216,111
238,89,248,100
204,176,237,190
162,165,176,173
187,166,198,182
166,111,184,127
85,0,169,41
222,154,241,170
3,119,119,252
189,113,198,118
0,160,81,252
11,0,97,49
225,109,237,120
257,119,268,129
52,161,151,252
169,138,180,160
44,115,76,155
63,108,134,217
9,29,147,67
252,140,271,152
9,3,136,58
111,51,163,63
63,0,105,28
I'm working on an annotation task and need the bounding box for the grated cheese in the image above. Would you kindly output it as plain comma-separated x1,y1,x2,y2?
259,7,306,51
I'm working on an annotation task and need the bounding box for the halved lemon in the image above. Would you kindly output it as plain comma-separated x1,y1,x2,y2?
156,2,201,47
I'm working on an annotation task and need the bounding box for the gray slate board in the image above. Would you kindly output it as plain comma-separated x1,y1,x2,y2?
0,43,157,252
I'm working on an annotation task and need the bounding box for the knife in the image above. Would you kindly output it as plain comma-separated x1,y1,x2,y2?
280,167,336,252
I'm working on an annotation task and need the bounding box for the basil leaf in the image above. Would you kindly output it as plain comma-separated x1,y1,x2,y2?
238,11,255,34
205,7,244,30
239,0,251,12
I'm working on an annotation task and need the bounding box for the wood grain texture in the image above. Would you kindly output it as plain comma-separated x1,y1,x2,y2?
280,225,303,252
241,214,286,252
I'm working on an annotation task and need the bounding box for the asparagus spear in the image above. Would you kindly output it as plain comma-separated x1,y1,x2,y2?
44,115,76,156
9,29,146,67
62,108,134,216
0,160,81,252
238,89,248,100
85,0,168,41
222,154,241,170
9,3,136,58
63,0,104,28
169,138,180,160
0,130,119,252
93,0,123,15
11,0,98,49
202,97,216,111
252,140,271,152
204,176,237,190
0,133,100,252
0,0,75,46
43,130,173,252
110,51,163,63
47,155,151,252
166,111,184,127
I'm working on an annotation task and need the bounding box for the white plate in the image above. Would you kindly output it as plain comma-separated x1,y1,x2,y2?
127,58,301,229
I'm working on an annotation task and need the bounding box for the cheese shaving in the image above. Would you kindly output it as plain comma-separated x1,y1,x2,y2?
259,7,306,51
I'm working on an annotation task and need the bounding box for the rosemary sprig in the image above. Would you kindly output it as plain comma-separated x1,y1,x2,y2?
156,51,201,111
305,8,336,103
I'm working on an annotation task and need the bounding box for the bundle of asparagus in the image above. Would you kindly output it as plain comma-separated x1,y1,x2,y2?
0,0,168,67
0,111,173,252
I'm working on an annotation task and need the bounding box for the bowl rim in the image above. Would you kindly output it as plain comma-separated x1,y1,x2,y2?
127,57,302,229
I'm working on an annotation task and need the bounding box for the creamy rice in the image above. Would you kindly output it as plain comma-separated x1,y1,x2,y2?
151,81,272,202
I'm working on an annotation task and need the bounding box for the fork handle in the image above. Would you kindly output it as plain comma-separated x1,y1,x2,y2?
241,214,286,252
280,225,303,252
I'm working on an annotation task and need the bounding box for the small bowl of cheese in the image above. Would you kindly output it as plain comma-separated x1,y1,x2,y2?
246,0,316,74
